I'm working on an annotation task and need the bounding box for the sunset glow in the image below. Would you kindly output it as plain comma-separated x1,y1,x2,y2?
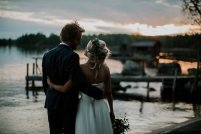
1,10,200,37
0,0,200,38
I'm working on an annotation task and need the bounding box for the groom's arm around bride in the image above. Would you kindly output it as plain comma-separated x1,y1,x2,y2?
65,52,104,99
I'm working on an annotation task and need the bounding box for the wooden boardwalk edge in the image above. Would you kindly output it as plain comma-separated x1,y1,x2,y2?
26,75,196,82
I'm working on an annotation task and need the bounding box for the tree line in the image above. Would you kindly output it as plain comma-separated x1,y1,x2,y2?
0,33,200,51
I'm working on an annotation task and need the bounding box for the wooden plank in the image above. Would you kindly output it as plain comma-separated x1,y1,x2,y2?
113,92,159,102
26,75,195,82
111,75,195,82
26,75,42,81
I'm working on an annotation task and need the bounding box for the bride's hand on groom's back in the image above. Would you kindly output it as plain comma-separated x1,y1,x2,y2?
91,89,105,100
47,77,51,85
94,92,105,100
47,76,52,88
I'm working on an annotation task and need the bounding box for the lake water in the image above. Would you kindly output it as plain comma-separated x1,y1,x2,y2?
0,46,195,134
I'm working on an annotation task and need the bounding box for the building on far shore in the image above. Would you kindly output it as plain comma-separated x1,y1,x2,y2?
118,40,161,68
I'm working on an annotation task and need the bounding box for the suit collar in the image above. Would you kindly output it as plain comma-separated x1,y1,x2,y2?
60,42,69,46
59,42,73,50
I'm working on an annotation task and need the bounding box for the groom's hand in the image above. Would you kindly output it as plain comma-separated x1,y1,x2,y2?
94,92,105,100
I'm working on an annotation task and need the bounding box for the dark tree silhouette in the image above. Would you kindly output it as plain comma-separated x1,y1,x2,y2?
182,0,201,25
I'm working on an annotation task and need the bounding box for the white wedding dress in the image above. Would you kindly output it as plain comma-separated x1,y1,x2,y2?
75,83,113,134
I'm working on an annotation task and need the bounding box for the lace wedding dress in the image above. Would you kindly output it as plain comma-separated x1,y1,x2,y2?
75,83,113,134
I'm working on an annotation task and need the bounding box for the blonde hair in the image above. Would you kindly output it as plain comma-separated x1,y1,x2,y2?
85,38,111,79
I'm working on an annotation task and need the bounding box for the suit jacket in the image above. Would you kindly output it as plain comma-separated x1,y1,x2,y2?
42,43,103,109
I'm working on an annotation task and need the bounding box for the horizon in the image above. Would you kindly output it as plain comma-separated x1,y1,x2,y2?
2,31,201,40
0,0,200,39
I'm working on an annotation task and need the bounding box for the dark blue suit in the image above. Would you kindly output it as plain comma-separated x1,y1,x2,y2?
42,43,103,134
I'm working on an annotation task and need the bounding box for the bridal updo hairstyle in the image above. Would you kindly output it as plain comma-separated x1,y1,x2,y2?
85,38,111,78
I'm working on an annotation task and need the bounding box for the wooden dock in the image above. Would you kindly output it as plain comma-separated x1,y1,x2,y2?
25,56,199,104
25,57,43,99
26,66,195,96
110,75,195,82
26,74,195,84
25,57,195,90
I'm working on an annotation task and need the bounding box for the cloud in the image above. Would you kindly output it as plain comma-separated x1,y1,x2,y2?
155,0,180,8
0,17,61,39
137,24,197,36
0,10,74,26
0,14,199,39
0,0,200,38
0,0,186,25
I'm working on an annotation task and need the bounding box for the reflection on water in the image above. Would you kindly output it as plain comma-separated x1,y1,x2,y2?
0,46,196,134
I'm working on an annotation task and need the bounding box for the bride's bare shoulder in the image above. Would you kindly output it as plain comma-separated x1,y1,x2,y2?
103,63,109,70
102,63,110,74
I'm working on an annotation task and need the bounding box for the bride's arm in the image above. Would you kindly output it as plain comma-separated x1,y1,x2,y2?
47,77,72,93
104,66,115,121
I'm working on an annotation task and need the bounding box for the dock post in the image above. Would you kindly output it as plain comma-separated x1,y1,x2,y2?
146,75,150,101
26,63,29,99
35,58,38,75
35,58,39,96
32,63,36,98
192,49,201,116
139,100,144,113
161,78,164,101
32,63,35,88
172,70,177,111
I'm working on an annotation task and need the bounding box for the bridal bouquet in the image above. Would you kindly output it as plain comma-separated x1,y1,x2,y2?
113,114,130,134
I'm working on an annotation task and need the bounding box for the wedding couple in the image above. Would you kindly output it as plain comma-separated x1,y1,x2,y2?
42,21,115,134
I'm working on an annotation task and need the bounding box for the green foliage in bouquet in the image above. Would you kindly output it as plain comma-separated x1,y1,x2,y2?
113,114,130,134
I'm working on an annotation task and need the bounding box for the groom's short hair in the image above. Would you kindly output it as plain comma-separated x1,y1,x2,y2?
60,21,85,43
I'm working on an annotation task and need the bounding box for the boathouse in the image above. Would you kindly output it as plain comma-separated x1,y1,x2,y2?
129,40,161,62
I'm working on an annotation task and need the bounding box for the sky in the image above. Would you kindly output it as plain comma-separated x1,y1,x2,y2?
0,0,200,39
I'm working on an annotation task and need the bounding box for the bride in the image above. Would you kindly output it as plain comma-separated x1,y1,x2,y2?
47,38,114,134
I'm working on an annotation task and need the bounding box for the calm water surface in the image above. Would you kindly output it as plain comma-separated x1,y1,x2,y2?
0,46,195,134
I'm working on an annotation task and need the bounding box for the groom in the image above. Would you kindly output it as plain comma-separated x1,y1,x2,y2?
42,21,104,134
